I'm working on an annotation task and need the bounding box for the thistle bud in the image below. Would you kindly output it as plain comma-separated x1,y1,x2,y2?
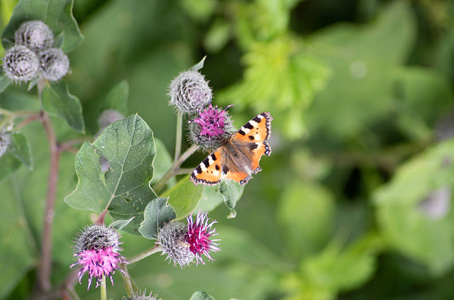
15,20,54,53
168,71,212,114
39,48,70,81
2,45,39,83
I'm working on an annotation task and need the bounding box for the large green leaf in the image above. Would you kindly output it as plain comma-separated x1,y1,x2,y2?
41,81,84,133
164,175,204,219
65,115,157,235
1,0,83,53
306,1,416,140
374,140,454,275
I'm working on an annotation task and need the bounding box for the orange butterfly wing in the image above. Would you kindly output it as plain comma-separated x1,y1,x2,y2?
190,150,223,186
191,112,273,186
231,112,272,143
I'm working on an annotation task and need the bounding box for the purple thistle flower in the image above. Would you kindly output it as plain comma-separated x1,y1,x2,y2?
193,104,228,138
71,224,126,289
188,104,235,151
186,212,220,265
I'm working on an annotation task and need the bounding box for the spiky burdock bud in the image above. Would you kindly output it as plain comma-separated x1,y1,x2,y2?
156,221,195,268
188,104,235,151
168,70,212,114
71,224,126,289
39,48,70,81
15,20,54,53
2,45,39,83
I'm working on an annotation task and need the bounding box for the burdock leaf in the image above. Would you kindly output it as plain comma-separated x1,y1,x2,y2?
109,217,134,231
190,291,215,300
42,81,84,133
164,175,204,219
9,132,32,170
65,114,158,235
219,180,244,218
138,197,176,239
0,75,11,94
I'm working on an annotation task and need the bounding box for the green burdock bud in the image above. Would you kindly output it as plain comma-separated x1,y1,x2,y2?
15,20,54,53
168,70,212,114
39,48,70,81
2,45,39,83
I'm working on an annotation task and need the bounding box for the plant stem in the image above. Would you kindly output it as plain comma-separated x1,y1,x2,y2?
120,263,134,296
174,111,183,162
153,144,198,193
100,275,107,300
37,78,61,292
127,245,162,264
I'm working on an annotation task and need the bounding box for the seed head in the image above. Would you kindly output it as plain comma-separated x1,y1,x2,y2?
2,45,39,82
168,70,212,114
15,20,54,53
39,48,70,81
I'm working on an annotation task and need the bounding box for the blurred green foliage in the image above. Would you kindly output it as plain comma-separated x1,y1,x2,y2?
1,0,454,299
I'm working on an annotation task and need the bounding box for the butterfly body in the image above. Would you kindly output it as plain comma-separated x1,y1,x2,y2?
191,112,272,186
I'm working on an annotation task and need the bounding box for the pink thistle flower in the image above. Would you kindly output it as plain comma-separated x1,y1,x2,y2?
193,104,229,138
188,104,235,151
71,224,126,289
186,212,220,265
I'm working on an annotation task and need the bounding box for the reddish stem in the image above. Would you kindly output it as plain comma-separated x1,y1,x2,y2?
38,112,61,292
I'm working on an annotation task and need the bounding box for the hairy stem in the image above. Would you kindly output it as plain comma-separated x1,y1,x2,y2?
37,78,61,292
153,144,198,193
120,263,135,296
174,111,183,162
127,245,162,264
100,275,107,300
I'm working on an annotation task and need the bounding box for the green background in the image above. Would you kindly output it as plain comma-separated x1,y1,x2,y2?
1,0,454,299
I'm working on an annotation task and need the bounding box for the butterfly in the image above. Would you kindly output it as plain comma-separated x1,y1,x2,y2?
190,112,273,186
